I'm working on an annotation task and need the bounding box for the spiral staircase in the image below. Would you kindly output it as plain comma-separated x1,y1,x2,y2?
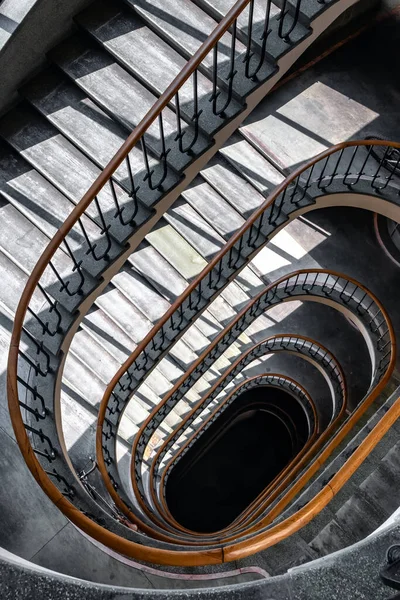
2,0,400,598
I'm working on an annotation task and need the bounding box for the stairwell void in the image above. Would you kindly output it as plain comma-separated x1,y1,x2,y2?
166,386,308,532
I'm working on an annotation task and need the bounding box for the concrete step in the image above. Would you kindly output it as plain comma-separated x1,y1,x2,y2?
238,66,381,175
126,240,249,340
83,304,188,390
123,0,246,76
0,246,46,316
0,142,123,278
145,215,255,319
21,68,179,209
146,219,207,281
49,33,210,174
82,306,136,364
63,351,107,411
70,328,121,385
219,132,285,195
95,285,153,347
77,0,242,136
202,154,267,219
93,282,201,375
0,103,151,244
112,264,211,354
112,266,170,323
181,176,246,240
0,200,82,297
193,0,280,35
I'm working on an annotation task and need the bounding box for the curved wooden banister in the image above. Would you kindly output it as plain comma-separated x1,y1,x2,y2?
146,333,347,532
7,137,400,565
126,268,391,536
99,140,400,516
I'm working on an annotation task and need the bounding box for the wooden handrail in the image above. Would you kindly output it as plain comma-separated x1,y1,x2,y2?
129,267,391,536
7,136,400,564
100,140,400,522
146,333,346,533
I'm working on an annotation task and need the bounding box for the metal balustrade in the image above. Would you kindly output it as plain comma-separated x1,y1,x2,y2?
5,137,398,565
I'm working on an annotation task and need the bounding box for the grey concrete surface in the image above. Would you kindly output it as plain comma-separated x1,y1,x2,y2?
1,517,400,598
0,0,93,115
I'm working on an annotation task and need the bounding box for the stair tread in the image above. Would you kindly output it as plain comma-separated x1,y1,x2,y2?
82,307,134,364
70,328,120,384
157,204,254,312
0,248,42,314
50,34,177,144
239,77,378,173
220,133,284,194
78,1,211,108
22,68,154,186
128,241,187,301
117,413,140,441
63,352,106,408
97,284,200,372
195,0,280,35
95,286,153,344
165,198,225,260
112,266,171,323
0,201,73,289
146,220,207,281
0,143,108,253
112,265,211,353
0,104,141,224
83,303,188,395
201,154,267,218
124,0,246,71
182,177,246,240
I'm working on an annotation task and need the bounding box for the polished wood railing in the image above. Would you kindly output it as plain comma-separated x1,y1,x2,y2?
8,137,399,565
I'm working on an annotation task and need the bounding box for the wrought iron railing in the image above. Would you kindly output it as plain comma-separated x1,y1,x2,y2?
124,269,389,527
8,139,399,565
97,143,398,542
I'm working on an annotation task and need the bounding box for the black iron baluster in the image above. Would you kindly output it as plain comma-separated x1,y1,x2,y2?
345,145,371,187
48,240,85,297
244,0,273,81
322,148,344,189
372,147,395,190
151,326,167,353
125,153,141,199
175,71,203,154
77,213,112,263
268,189,286,225
27,283,62,337
18,351,45,378
317,156,331,189
143,114,171,189
278,0,302,42
109,177,138,226
169,304,185,332
21,328,52,376
17,376,47,417
45,469,75,499
211,22,238,117
24,423,57,460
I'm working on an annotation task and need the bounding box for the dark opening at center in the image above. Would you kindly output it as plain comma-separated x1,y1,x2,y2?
165,386,309,533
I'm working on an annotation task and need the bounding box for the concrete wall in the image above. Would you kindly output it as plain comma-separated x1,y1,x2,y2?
0,0,93,115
